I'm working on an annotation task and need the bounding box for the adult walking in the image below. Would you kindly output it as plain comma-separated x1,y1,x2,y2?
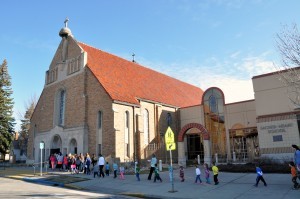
292,144,300,179
98,154,105,178
148,154,157,180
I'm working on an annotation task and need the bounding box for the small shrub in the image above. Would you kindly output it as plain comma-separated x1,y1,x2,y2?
218,160,290,174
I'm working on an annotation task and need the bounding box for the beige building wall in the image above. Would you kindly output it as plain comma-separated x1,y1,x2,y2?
139,101,157,145
257,118,299,160
111,101,178,162
253,73,300,161
180,105,204,127
137,101,177,160
253,74,295,116
225,100,256,129
112,103,134,162
258,119,299,149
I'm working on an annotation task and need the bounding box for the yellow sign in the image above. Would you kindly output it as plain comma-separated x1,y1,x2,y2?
165,127,176,150
166,142,176,150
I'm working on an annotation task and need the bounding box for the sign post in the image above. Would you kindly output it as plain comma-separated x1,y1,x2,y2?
40,142,44,176
165,127,177,193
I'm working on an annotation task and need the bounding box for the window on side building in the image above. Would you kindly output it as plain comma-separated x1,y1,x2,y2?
125,111,130,157
144,109,149,145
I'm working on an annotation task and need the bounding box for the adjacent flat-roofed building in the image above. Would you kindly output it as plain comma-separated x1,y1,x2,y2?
252,70,300,161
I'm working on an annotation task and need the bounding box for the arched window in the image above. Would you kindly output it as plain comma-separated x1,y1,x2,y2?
58,90,66,126
209,94,217,113
97,111,103,155
203,87,225,155
125,111,130,157
69,138,77,154
144,109,149,144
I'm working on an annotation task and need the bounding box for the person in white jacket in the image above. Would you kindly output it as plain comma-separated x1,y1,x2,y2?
98,154,105,178
147,154,157,180
195,165,203,184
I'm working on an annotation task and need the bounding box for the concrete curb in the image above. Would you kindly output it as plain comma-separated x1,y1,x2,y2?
64,183,84,190
121,192,184,199
23,177,64,187
120,192,147,198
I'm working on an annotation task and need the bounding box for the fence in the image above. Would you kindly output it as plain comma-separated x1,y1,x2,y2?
0,160,6,170
31,161,49,176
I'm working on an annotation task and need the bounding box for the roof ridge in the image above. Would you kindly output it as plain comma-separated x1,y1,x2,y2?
78,41,131,63
78,41,202,91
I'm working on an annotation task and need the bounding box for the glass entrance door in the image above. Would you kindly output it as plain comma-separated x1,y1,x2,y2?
187,134,204,162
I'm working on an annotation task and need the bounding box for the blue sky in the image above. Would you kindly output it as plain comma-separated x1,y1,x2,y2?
1,0,300,131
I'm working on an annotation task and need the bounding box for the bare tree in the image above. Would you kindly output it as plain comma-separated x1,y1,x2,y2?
276,24,300,108
18,95,37,156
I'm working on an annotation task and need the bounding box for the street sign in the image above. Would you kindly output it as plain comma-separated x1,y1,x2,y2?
165,126,178,193
165,127,176,150
40,142,44,149
166,143,176,150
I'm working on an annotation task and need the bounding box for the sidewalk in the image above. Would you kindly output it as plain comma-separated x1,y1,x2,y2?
1,166,299,199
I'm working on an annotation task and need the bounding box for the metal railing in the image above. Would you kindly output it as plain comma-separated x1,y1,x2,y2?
0,160,6,170
31,161,48,176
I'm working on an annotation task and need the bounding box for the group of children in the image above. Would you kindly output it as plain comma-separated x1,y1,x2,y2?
179,162,219,185
88,160,299,190
92,161,126,179
253,162,300,190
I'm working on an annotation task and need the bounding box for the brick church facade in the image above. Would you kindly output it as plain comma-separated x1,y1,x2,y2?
27,21,203,164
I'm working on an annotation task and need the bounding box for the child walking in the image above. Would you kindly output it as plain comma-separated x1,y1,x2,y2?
93,164,99,178
195,165,202,184
179,166,185,182
212,162,219,185
113,162,118,178
105,162,110,176
204,163,211,184
119,165,125,180
135,163,140,181
254,164,267,187
289,161,299,189
71,157,78,174
154,164,162,182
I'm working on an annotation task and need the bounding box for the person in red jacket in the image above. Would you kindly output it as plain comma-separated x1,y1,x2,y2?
49,154,56,170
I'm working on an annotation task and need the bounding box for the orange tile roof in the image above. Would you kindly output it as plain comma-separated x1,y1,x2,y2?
78,42,203,107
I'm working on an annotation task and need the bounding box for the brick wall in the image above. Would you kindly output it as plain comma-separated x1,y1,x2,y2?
85,69,114,156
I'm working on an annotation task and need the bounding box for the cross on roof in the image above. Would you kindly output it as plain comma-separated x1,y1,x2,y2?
64,18,69,28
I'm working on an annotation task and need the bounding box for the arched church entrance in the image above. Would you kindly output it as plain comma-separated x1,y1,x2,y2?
186,128,204,161
177,123,211,167
69,138,77,154
51,135,62,155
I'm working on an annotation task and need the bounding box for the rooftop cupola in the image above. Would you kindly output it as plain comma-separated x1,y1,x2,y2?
59,18,72,38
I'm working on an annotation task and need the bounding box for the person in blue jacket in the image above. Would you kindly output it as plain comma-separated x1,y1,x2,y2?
254,164,267,187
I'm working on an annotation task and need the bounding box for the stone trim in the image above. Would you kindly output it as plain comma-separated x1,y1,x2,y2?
260,147,294,154
178,123,210,142
257,111,300,123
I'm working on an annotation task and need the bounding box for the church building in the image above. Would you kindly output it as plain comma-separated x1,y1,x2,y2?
27,20,203,164
27,20,299,166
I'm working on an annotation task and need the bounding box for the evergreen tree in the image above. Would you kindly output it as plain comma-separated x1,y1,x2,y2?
0,59,15,155
19,99,36,156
